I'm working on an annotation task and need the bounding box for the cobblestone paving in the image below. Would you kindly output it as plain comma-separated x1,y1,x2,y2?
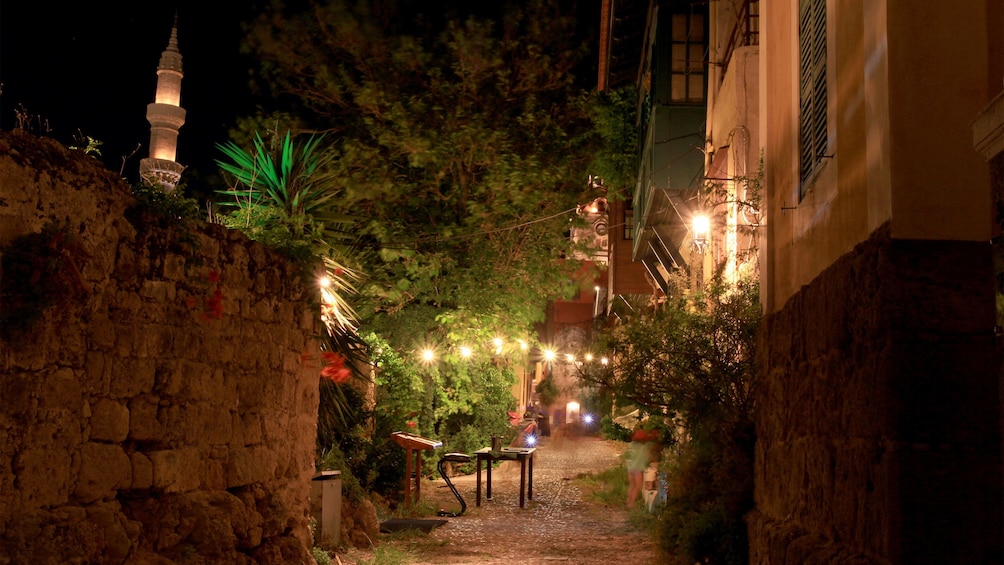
341,434,661,564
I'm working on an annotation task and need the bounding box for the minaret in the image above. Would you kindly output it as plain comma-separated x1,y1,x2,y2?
139,15,186,189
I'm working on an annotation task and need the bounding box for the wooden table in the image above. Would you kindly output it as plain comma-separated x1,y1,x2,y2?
474,447,536,508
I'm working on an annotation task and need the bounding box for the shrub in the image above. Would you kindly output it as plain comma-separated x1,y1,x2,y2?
0,222,89,341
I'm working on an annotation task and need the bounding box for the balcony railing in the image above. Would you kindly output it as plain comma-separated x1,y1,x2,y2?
719,0,760,72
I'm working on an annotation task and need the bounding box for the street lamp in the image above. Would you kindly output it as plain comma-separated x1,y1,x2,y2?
692,214,710,253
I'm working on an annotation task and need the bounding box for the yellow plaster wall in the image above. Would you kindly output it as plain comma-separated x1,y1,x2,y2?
886,0,995,241
762,0,999,313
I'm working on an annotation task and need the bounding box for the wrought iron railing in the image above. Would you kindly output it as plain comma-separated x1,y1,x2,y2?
719,0,760,71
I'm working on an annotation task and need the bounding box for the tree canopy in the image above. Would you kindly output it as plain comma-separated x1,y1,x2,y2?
235,0,605,349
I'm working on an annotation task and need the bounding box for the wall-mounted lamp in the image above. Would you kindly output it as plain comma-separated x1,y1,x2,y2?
692,214,710,253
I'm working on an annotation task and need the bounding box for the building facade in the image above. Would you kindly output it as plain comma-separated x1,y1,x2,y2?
604,0,1004,561
755,0,1002,561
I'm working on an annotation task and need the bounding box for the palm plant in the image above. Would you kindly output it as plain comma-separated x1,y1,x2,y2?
215,130,351,250
215,130,370,423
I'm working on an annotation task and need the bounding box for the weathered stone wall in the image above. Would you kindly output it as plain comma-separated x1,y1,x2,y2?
0,131,321,564
750,223,1003,563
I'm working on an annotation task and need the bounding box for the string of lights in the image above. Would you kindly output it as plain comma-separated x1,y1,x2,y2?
417,338,610,368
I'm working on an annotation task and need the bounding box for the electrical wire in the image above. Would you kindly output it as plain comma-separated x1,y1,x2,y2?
359,206,581,250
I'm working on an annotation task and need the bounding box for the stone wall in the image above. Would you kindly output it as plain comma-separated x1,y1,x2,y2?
0,131,322,564
750,223,1003,563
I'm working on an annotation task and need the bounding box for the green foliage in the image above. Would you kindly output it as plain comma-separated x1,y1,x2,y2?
599,415,632,442
215,124,371,440
356,545,415,565
69,131,103,157
362,332,515,481
579,275,760,565
657,429,753,565
311,546,335,565
367,332,426,432
240,0,599,343
316,442,368,505
0,222,89,341
437,362,517,470
581,277,759,430
233,0,607,507
215,129,354,259
131,181,201,221
316,375,414,501
579,459,629,508
535,372,559,406
586,85,639,196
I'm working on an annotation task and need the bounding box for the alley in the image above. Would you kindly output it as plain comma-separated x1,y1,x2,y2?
342,435,661,564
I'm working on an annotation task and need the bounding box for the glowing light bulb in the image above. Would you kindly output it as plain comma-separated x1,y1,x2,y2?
460,346,472,358
693,214,710,238
422,349,435,362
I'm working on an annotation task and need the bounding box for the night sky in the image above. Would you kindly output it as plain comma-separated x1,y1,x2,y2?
2,1,601,187
1,2,259,183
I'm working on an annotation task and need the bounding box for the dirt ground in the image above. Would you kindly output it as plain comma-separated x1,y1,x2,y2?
334,434,662,564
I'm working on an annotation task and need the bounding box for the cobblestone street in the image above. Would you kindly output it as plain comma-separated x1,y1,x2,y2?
339,435,661,564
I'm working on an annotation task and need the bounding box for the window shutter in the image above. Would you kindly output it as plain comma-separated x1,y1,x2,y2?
799,0,827,194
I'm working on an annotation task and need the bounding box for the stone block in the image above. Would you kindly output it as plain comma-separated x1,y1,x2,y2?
149,448,201,493
163,253,188,281
128,396,162,442
39,368,83,412
202,454,228,491
172,331,202,360
130,451,153,490
89,399,129,442
240,410,264,446
85,503,133,563
110,357,157,398
197,404,233,445
227,446,271,487
14,448,72,508
74,442,131,503
111,322,134,357
83,351,111,396
1,371,37,419
137,325,176,359
1,133,318,564
185,363,218,402
140,280,177,302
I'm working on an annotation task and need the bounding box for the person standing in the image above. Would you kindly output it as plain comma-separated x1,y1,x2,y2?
626,426,652,507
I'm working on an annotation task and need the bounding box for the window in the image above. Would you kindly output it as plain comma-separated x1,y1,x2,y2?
670,11,706,103
624,206,635,240
798,0,827,195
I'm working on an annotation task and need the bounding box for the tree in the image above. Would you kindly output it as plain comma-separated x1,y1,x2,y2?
585,85,639,199
239,0,601,344
578,274,760,565
221,1,610,497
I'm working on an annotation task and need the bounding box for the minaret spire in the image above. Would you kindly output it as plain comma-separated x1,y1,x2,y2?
139,13,186,189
